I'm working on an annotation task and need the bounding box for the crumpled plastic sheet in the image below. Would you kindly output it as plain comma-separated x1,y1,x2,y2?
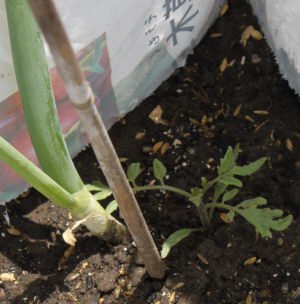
0,0,225,209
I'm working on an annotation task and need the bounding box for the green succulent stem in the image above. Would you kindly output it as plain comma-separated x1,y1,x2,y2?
4,1,128,243
0,136,76,209
5,0,83,194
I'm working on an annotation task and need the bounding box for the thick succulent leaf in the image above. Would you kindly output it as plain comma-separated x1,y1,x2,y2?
222,188,238,203
93,190,112,201
105,200,119,217
127,162,142,183
161,228,197,259
237,207,293,238
237,197,267,208
153,158,166,184
232,157,266,176
218,146,234,175
219,176,242,187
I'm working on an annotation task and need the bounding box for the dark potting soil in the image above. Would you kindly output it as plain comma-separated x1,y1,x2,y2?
0,0,299,303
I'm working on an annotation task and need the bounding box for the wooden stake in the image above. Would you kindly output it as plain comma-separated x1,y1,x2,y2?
27,0,165,279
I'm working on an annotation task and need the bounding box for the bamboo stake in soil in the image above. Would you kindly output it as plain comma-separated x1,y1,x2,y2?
27,0,165,279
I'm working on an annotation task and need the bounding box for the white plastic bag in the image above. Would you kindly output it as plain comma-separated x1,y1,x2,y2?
0,0,224,204
250,0,300,95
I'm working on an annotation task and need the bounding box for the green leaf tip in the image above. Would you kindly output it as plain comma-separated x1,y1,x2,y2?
220,176,243,187
105,200,119,217
222,188,238,203
161,228,198,259
153,158,166,184
232,157,266,176
127,162,142,184
237,206,293,238
218,146,234,175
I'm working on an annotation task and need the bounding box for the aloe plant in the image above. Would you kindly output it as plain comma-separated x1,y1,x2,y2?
2,0,127,242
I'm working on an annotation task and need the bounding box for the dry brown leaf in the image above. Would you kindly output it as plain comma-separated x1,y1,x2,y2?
201,115,208,125
153,141,164,153
244,257,257,266
210,33,223,38
79,262,88,274
240,25,254,46
149,105,168,125
66,273,80,282
254,110,269,115
254,119,269,133
0,273,16,281
295,162,300,168
161,142,170,155
119,266,126,276
244,115,255,123
63,229,77,246
220,213,232,223
189,117,201,125
227,59,235,67
220,57,228,73
135,132,146,140
172,282,185,291
115,285,121,299
286,138,293,151
270,130,275,142
64,246,75,258
220,2,229,16
233,104,243,117
7,228,21,236
169,291,176,303
251,30,264,40
246,293,253,304
197,253,209,265
119,157,128,163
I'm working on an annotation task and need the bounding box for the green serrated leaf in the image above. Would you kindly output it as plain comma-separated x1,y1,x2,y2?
127,163,142,183
232,157,266,176
201,177,207,188
218,146,234,175
105,200,119,217
233,144,240,161
93,190,112,201
161,228,197,259
213,182,228,202
222,189,238,203
227,210,235,222
86,182,110,192
237,207,293,238
189,194,201,207
237,197,267,208
219,176,242,187
153,158,166,184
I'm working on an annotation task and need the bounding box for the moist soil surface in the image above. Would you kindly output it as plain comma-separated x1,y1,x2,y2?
1,1,299,303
